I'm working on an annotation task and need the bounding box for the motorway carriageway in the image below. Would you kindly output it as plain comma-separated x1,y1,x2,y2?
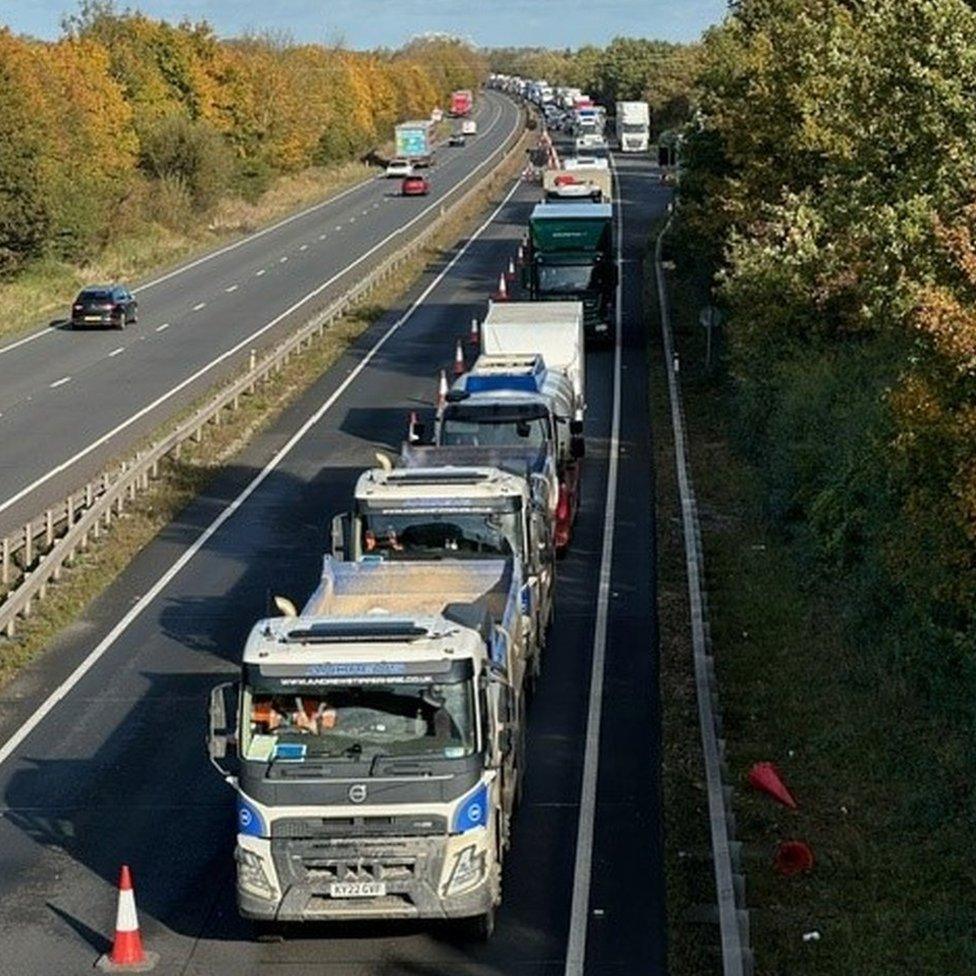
0,92,520,539
0,150,669,975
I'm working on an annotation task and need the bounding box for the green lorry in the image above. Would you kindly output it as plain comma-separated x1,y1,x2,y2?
522,202,615,342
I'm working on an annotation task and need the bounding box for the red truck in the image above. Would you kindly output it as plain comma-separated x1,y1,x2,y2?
450,89,473,117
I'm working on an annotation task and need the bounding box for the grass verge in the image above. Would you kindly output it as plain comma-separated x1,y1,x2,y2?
0,160,375,345
0,136,528,690
657,236,976,974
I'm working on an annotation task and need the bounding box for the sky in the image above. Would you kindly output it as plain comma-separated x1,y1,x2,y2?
0,0,728,48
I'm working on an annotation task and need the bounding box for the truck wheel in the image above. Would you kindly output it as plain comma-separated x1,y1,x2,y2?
464,907,496,941
251,920,285,943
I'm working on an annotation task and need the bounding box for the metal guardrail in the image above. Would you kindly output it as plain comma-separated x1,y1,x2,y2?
0,109,530,639
655,214,754,976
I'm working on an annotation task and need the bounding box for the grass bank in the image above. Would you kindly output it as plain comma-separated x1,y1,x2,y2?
0,135,528,690
0,160,375,345
655,232,976,974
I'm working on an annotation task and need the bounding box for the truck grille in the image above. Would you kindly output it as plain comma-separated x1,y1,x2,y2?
270,836,445,894
272,815,447,839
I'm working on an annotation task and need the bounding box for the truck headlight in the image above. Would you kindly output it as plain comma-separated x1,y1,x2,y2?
235,847,275,899
442,842,487,897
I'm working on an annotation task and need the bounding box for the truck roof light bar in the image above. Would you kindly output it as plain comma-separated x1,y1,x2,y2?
284,621,429,643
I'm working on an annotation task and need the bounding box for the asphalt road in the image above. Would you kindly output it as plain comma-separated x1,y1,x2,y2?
0,145,669,975
0,91,522,539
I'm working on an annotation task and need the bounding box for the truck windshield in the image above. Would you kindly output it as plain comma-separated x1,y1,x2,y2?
622,123,647,133
441,407,551,449
538,263,598,294
361,510,521,559
242,679,476,762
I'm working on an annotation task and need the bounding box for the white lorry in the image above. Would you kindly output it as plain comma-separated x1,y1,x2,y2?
207,557,528,937
439,301,586,551
615,101,650,152
462,118,477,137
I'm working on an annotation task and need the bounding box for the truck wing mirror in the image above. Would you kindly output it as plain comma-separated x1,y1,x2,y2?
208,682,240,783
485,679,512,768
571,437,585,460
331,512,350,560
569,419,584,437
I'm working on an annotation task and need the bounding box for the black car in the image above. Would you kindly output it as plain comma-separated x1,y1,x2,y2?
70,285,137,330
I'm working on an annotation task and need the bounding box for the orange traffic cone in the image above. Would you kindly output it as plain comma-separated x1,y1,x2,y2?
516,243,525,266
407,410,420,444
773,840,814,877
97,865,158,972
468,316,480,350
493,272,508,301
747,762,798,809
505,257,516,281
452,338,466,378
437,369,449,412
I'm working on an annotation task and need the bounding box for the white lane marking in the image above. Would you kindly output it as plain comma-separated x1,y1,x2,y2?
50,376,72,389
349,217,356,223
225,284,238,293
335,225,342,231
255,269,266,277
319,233,327,240
564,156,625,976
192,302,206,311
0,99,518,522
373,203,380,209
299,244,308,252
109,347,124,358
0,176,523,771
279,256,288,263
156,323,170,333
362,210,369,216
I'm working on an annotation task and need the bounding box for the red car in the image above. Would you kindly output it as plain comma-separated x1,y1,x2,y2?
401,174,430,196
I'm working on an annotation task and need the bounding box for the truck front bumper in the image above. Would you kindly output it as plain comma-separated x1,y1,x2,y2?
237,833,494,923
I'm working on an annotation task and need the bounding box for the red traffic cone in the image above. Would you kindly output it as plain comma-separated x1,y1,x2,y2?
468,316,480,350
407,410,420,444
493,272,508,301
747,761,798,809
773,840,814,877
452,338,466,378
97,865,158,972
436,369,449,412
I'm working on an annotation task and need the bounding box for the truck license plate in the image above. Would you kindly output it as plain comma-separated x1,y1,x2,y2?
85,316,101,321
329,881,386,898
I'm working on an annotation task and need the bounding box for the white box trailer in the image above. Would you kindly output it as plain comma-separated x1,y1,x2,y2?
481,301,585,414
